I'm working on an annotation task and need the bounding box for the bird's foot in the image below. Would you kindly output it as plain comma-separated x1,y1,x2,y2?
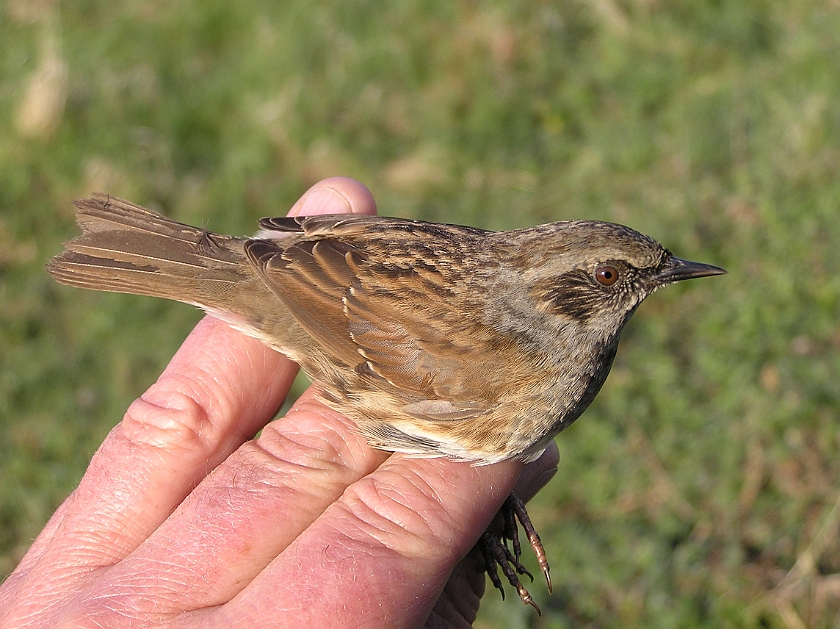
477,493,551,614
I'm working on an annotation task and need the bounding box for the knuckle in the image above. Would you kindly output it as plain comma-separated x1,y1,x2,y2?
120,386,216,455
339,470,453,559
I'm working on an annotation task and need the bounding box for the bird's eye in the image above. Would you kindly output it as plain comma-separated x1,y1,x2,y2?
594,265,619,286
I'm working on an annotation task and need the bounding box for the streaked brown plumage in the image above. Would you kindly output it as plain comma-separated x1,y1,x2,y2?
48,192,725,611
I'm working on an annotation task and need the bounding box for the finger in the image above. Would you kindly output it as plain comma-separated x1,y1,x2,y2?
21,318,294,571
1,318,297,626
514,441,559,503
87,414,557,617
288,176,378,217
90,389,390,615
16,179,377,577
425,442,560,627
423,550,486,629
224,455,524,629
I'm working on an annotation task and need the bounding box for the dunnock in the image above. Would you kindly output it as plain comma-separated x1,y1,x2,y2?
48,193,724,611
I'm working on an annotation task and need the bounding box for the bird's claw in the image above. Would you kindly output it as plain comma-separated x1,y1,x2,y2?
477,493,551,615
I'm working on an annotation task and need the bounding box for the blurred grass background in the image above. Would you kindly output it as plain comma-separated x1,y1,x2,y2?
1,0,839,627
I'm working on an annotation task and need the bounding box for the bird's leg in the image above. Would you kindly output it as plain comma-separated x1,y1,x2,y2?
506,493,551,591
477,492,551,614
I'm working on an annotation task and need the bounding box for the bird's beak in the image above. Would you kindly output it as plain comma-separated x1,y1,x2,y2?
655,256,726,284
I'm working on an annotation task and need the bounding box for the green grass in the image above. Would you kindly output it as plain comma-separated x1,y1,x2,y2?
2,1,840,626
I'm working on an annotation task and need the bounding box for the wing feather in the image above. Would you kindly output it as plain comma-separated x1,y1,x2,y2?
245,214,510,420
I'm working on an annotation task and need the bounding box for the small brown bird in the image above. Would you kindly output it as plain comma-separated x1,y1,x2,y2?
48,193,725,611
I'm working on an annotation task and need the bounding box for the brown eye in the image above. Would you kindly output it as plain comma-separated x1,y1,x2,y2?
594,265,619,286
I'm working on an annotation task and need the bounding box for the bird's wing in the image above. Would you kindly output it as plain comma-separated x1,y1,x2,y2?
245,215,511,417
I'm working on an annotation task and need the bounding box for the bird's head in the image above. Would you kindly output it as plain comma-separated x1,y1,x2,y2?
514,220,725,336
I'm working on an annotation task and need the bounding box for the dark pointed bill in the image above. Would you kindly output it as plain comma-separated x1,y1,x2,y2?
655,256,727,284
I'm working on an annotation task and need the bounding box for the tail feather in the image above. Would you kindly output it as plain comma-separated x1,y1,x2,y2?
47,193,250,306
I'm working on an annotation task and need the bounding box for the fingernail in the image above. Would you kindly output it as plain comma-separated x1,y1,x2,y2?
292,186,352,217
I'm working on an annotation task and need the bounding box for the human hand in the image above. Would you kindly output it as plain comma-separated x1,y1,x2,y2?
0,177,559,629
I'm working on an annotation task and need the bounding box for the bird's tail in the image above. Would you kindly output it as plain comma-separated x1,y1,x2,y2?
47,193,254,309
47,193,267,316
49,193,309,354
